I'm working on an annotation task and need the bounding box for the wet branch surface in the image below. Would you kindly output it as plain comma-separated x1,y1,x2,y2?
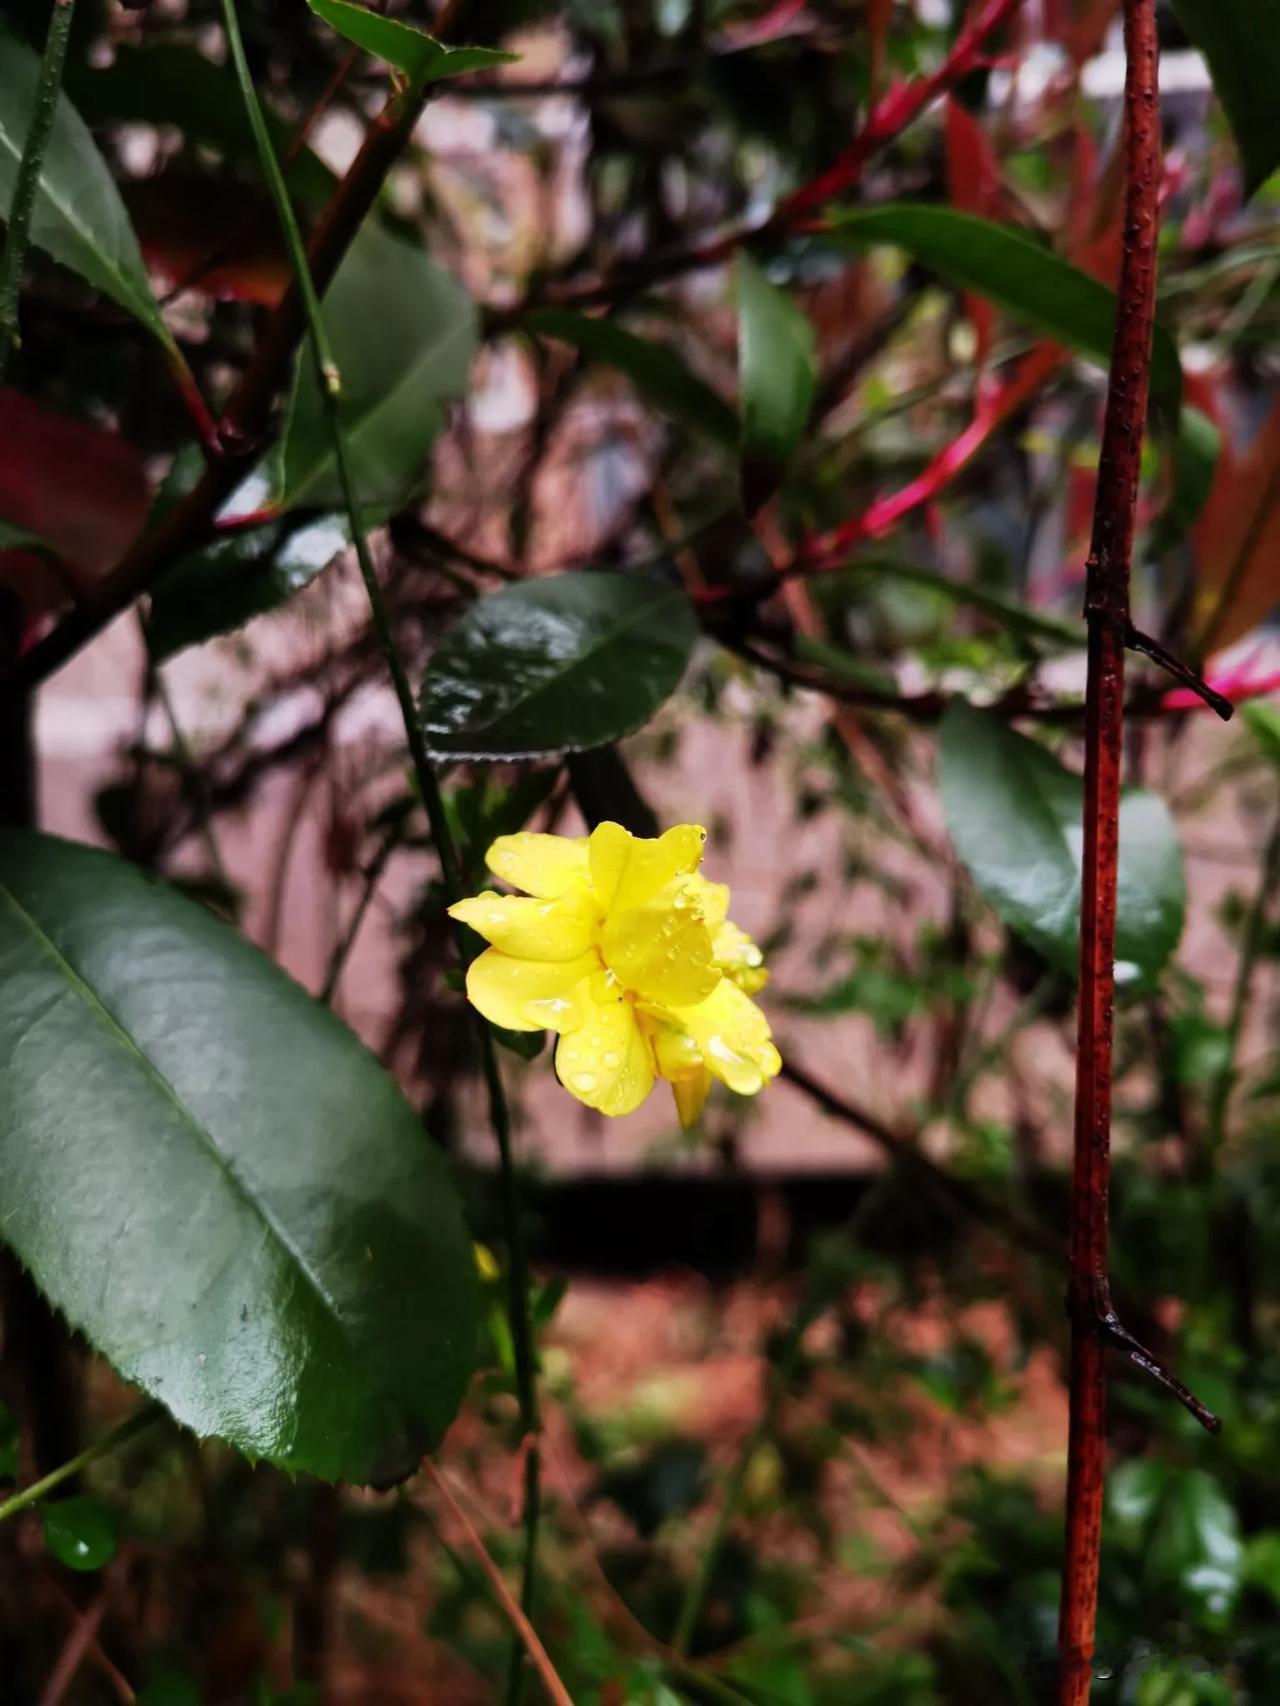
1058,5,1221,1701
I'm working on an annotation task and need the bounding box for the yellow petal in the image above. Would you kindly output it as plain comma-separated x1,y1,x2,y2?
670,979,781,1096
601,895,720,1007
712,919,769,995
588,821,707,914
485,832,590,899
465,947,597,1032
649,1019,703,1082
686,874,731,930
671,1069,712,1130
449,889,597,961
555,996,654,1116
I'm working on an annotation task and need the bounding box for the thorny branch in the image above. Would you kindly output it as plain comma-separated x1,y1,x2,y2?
1058,6,1221,1702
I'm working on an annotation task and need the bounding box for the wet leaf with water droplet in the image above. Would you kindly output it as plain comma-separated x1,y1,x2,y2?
0,832,480,1485
419,572,696,761
940,699,1185,987
43,1496,117,1572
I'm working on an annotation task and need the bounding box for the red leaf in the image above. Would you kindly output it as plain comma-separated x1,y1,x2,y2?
126,178,293,308
944,97,1004,361
0,391,151,617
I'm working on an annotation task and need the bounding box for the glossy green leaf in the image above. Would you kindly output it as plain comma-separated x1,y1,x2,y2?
525,310,737,445
0,832,479,1484
42,1496,117,1572
306,0,518,84
939,699,1186,985
737,253,817,503
67,47,335,205
419,572,696,760
275,223,476,512
148,514,350,661
0,30,171,345
1168,0,1280,196
826,205,1182,409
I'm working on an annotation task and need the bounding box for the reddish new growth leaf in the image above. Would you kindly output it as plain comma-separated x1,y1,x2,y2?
944,97,1004,362
127,179,294,308
0,391,150,623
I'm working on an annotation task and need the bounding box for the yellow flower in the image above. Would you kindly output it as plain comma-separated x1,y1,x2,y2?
448,821,780,1126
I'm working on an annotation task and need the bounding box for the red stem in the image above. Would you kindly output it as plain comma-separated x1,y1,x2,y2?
1059,3,1160,1698
524,0,1024,317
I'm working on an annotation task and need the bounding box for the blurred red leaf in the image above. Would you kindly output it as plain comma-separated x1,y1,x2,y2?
126,178,293,308
944,97,1004,362
1193,395,1280,653
0,391,150,617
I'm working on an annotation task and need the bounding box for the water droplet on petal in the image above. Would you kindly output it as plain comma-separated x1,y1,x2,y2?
572,1071,598,1092
603,1050,621,1068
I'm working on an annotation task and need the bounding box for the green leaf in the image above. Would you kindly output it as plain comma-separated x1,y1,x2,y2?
1244,1531,1280,1603
0,518,56,557
1167,0,1280,197
524,309,737,445
67,47,336,205
148,513,350,661
136,1669,202,1706
1107,1457,1170,1541
737,253,817,505
1150,405,1221,558
0,832,479,1484
0,29,170,346
1146,1469,1243,1628
420,572,696,761
1243,700,1280,768
0,1400,17,1480
826,205,1182,409
306,0,518,85
42,1496,118,1572
275,223,476,512
939,699,1186,986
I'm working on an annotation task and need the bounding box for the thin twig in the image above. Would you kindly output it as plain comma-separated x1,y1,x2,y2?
778,1056,1058,1262
320,823,400,1005
0,1405,162,1525
217,16,545,1697
422,1463,573,1706
142,620,233,893
39,1591,124,1706
0,0,78,384
496,0,1024,321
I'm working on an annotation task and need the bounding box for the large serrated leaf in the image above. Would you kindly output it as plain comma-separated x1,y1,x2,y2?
939,700,1185,987
0,833,479,1485
274,223,476,512
419,572,696,760
0,30,171,346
